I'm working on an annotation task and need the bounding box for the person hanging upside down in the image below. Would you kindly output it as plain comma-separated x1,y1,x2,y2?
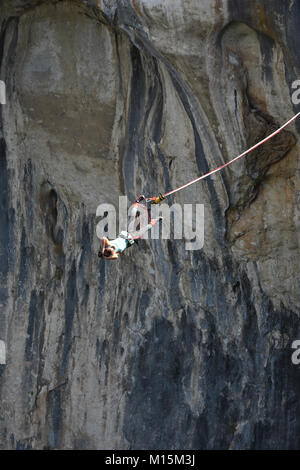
98,194,165,260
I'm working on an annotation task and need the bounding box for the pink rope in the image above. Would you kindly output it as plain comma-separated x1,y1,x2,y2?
159,112,300,199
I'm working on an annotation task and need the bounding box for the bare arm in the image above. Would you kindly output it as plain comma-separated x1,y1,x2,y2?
105,252,119,260
101,237,110,254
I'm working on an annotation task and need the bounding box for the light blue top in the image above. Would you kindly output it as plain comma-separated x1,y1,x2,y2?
109,231,134,253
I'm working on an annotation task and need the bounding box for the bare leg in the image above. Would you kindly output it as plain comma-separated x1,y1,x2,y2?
128,195,148,233
129,217,161,239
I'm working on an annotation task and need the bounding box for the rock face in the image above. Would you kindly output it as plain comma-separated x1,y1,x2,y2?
0,0,300,450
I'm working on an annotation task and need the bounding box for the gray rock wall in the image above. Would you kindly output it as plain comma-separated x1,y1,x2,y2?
0,0,299,449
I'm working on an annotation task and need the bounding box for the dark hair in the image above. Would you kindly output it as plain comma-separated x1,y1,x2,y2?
98,248,114,259
104,248,113,257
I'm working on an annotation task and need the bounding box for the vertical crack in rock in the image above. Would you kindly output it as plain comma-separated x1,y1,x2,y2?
60,260,77,377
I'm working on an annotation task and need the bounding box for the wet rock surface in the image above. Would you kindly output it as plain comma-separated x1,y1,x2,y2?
0,0,300,449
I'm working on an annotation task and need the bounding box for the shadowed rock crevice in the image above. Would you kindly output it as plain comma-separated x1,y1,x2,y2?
226,109,296,243
39,182,66,275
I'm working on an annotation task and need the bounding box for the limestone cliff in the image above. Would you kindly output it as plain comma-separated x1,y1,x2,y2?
0,0,300,449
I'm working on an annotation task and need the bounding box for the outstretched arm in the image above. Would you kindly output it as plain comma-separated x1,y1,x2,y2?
101,237,110,254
